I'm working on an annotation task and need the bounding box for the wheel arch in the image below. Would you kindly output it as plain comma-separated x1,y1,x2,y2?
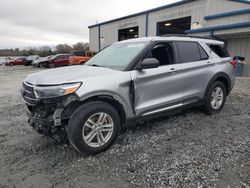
204,72,231,98
62,94,128,126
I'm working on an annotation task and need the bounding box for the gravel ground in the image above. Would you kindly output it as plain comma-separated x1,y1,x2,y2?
0,66,249,188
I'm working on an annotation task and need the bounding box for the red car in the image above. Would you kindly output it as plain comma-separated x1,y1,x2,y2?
41,54,70,68
6,57,26,66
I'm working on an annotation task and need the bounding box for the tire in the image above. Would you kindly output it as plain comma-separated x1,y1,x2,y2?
67,101,121,155
48,63,55,68
203,81,226,114
40,62,47,68
80,61,85,65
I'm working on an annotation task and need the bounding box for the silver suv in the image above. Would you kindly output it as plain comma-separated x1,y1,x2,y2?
21,36,235,154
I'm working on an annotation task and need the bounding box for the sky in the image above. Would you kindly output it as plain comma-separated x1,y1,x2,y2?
0,0,179,49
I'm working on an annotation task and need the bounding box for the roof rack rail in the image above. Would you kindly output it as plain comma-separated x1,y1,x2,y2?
160,34,225,42
160,34,190,37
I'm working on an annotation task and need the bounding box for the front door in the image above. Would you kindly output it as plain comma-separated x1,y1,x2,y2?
131,41,212,116
131,42,183,116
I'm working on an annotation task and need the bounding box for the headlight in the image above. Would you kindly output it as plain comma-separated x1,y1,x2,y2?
34,82,81,99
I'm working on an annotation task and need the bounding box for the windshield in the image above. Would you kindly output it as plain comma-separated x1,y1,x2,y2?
85,41,149,70
47,55,53,59
27,55,37,60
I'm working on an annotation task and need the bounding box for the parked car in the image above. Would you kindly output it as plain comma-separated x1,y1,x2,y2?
5,57,26,66
40,54,70,68
0,57,9,66
32,55,54,67
25,55,40,66
69,50,97,65
21,36,235,155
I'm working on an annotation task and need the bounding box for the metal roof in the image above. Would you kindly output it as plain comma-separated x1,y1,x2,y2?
88,0,250,28
229,0,250,4
88,0,194,28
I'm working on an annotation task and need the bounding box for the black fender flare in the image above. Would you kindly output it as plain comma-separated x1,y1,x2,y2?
204,72,232,99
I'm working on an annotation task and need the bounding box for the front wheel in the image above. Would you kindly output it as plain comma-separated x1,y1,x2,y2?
67,101,121,155
203,81,226,114
48,63,55,68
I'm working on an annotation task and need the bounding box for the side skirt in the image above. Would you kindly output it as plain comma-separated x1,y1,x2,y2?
123,99,204,128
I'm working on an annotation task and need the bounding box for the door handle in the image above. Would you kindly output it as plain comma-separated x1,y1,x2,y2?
206,61,215,66
169,68,178,74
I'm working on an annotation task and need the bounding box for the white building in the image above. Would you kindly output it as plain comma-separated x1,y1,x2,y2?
89,0,250,76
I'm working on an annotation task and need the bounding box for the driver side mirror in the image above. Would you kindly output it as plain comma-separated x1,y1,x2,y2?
137,58,159,70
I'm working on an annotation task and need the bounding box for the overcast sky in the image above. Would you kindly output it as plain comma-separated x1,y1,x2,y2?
0,0,179,49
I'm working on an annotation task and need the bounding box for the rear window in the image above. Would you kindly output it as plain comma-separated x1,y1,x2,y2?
208,44,229,58
176,42,208,63
71,51,85,56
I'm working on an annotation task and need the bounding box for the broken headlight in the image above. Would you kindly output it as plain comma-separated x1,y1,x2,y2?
34,82,81,99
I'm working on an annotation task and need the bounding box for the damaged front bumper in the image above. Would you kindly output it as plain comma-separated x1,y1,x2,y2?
24,104,64,135
21,81,78,135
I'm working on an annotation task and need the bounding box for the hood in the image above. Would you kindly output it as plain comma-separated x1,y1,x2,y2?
25,65,120,85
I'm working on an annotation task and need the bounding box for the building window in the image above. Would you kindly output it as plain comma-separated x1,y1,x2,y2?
157,16,191,36
118,26,139,41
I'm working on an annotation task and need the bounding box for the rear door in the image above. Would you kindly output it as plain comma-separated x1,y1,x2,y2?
174,41,215,101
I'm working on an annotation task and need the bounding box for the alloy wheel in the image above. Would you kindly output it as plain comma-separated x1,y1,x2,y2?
82,112,114,148
210,87,224,109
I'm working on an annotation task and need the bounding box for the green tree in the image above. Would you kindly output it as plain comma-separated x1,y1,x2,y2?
72,42,89,51
55,44,72,54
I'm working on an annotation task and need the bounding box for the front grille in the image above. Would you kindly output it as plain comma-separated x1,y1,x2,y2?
22,82,38,106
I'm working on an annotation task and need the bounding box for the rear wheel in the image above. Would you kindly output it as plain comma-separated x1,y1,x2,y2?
48,63,55,68
203,81,226,114
80,61,85,65
67,101,121,155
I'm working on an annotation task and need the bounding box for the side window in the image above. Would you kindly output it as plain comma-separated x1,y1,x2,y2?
208,44,230,58
176,42,201,63
145,43,175,66
198,44,209,60
74,51,85,56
